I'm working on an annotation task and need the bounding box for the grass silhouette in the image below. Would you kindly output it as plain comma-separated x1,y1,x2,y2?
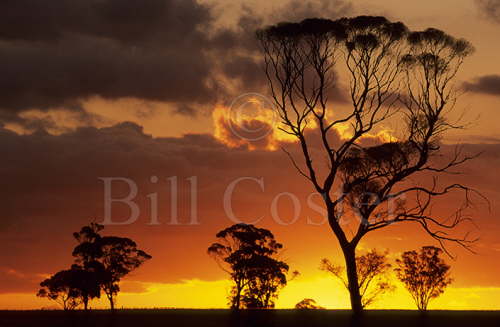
1,309,499,327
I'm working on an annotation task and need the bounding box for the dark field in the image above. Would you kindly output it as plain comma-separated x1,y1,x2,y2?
1,309,500,327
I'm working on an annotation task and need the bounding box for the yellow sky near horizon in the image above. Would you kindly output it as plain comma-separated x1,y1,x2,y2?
4,276,500,311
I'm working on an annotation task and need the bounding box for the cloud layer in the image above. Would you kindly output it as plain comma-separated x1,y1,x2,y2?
0,0,217,123
0,0,352,130
476,0,500,23
464,75,500,96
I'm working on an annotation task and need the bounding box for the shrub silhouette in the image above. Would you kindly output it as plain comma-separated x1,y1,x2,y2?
395,246,452,310
295,298,325,310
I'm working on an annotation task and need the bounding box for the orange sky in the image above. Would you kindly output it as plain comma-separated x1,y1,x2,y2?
1,0,500,311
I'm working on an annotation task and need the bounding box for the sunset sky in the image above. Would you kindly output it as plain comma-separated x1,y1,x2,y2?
1,0,500,310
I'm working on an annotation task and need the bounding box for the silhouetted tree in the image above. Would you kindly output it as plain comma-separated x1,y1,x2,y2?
242,260,298,308
72,223,152,310
395,246,452,311
98,236,152,310
69,264,102,311
257,16,478,313
208,223,291,309
71,223,106,310
295,298,325,309
37,268,83,310
321,249,394,308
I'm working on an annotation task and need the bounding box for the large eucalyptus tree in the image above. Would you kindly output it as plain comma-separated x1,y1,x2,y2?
257,16,478,313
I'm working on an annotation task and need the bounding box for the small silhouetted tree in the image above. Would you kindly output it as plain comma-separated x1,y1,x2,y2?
242,259,297,308
321,249,394,308
257,16,478,313
98,236,152,310
295,298,325,309
37,269,83,310
208,223,290,309
395,246,452,311
72,223,152,310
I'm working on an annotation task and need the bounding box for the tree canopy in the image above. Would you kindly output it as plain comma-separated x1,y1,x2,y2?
208,223,293,309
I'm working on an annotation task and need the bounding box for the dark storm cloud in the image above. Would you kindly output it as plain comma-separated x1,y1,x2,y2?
476,0,500,23
0,36,214,110
274,0,353,22
220,55,264,90
464,75,500,96
0,0,353,127
0,0,211,44
0,0,218,123
212,0,352,102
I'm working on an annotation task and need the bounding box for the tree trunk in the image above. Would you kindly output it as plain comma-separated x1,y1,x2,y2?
233,279,243,310
83,295,88,311
107,293,115,311
342,245,363,314
63,298,68,311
